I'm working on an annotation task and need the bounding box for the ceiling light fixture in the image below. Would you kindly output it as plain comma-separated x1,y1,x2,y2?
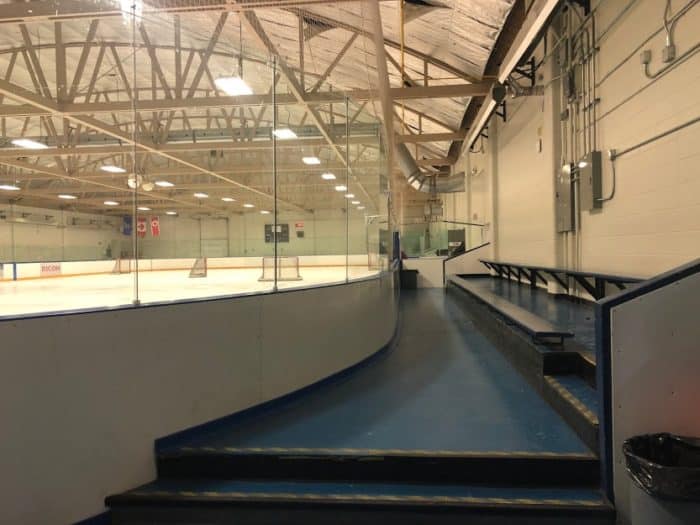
302,156,321,165
345,193,355,199
100,165,127,174
260,210,271,215
357,206,365,210
137,206,151,211
58,194,77,200
0,184,20,191
221,197,236,202
193,192,209,198
103,200,120,206
351,200,360,205
214,76,253,96
11,138,48,150
335,185,347,192
243,203,255,208
155,180,174,188
321,172,336,180
166,211,177,216
273,128,297,140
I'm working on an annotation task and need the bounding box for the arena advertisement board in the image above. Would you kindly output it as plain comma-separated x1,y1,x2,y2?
40,262,62,277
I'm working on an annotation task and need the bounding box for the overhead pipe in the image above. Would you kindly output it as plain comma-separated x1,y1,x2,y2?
396,142,465,193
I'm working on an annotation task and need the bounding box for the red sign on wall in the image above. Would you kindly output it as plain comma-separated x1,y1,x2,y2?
40,262,62,277
136,216,147,238
295,221,304,229
150,216,160,237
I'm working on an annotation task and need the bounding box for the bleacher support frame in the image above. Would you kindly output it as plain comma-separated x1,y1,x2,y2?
480,259,642,300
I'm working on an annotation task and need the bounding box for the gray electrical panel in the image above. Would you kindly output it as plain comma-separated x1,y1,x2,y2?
556,164,575,232
579,150,603,211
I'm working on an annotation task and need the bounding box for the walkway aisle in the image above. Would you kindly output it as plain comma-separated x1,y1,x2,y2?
164,289,589,455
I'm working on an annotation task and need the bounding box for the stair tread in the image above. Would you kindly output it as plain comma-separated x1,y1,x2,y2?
545,375,599,423
162,446,596,459
113,478,609,507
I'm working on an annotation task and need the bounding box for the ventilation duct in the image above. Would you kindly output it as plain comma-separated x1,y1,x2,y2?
396,142,464,193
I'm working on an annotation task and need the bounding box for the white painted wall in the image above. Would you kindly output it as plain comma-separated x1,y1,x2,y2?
0,203,372,263
443,243,492,278
0,204,120,262
0,275,397,525
401,257,446,288
452,0,700,278
610,269,700,524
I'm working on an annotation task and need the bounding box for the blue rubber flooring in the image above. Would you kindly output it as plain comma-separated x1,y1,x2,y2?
129,478,605,503
461,277,596,353
162,289,589,455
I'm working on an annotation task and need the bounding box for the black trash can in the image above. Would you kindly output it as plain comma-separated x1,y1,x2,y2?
400,269,418,289
624,433,700,501
622,434,700,525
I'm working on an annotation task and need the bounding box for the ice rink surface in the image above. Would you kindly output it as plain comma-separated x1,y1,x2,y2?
0,266,378,318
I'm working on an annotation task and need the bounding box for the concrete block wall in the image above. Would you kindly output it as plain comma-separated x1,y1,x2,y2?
450,0,700,278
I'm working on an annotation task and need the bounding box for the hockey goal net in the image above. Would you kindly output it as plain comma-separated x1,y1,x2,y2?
112,258,131,274
189,257,208,278
259,256,302,281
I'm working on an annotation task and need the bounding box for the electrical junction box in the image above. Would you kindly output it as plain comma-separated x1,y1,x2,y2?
556,164,575,232
579,150,603,211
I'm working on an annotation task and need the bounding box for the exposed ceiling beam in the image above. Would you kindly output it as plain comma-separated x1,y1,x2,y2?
0,0,395,24
288,8,480,84
450,0,528,160
0,84,489,118
241,9,375,208
0,77,308,212
397,132,466,143
0,136,377,158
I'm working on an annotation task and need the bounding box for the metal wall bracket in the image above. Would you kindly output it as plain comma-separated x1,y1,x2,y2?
495,101,507,122
513,57,537,88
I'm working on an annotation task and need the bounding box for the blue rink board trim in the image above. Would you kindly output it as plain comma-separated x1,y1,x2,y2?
163,290,589,455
